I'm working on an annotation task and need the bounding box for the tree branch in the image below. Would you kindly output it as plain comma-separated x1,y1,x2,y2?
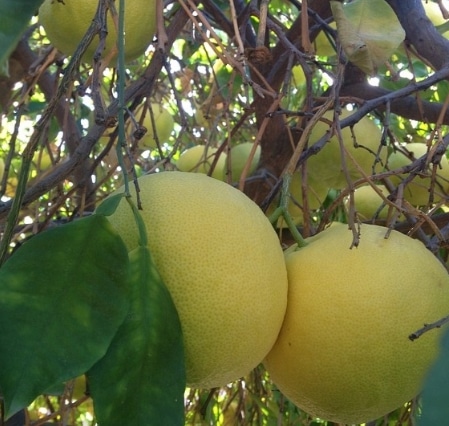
409,314,449,341
0,6,190,221
387,0,449,70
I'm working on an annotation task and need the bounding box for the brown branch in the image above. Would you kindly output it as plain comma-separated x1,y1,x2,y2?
339,81,449,124
387,0,449,70
0,6,191,221
12,39,96,210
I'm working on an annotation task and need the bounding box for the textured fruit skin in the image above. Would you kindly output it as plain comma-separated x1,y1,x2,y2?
138,104,174,149
176,145,226,180
224,142,261,182
39,0,156,63
345,184,397,221
103,172,288,388
307,109,386,189
264,223,449,424
387,142,449,206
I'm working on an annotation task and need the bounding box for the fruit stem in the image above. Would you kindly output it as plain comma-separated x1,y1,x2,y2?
115,0,130,196
269,174,308,248
125,196,149,248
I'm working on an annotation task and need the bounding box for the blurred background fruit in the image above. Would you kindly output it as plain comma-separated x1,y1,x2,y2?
387,142,449,206
176,145,227,180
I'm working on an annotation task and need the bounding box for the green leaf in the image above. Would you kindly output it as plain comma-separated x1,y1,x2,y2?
87,245,185,426
418,327,449,425
0,0,45,76
330,0,405,75
96,193,126,217
0,214,130,418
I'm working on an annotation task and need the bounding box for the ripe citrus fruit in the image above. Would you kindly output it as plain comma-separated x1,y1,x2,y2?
345,183,402,222
291,64,307,86
102,171,288,388
176,145,227,180
32,149,52,172
424,1,449,38
307,109,386,189
224,142,261,182
387,142,449,206
264,222,449,424
39,0,156,63
136,103,175,149
4,177,18,198
314,23,337,57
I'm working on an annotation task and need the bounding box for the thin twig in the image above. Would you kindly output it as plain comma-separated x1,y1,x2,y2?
409,314,449,341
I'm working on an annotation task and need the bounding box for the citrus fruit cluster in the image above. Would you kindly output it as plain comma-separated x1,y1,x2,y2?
100,171,449,425
387,142,449,206
175,142,261,183
274,109,449,225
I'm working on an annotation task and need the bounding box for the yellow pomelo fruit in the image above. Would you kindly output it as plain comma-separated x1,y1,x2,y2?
291,65,306,86
287,171,329,211
137,104,175,149
224,142,261,182
307,109,386,189
176,145,227,180
39,0,156,63
424,1,449,37
345,184,400,221
314,22,337,57
32,149,52,171
387,142,449,206
102,171,288,388
4,177,18,198
66,375,88,401
264,222,449,424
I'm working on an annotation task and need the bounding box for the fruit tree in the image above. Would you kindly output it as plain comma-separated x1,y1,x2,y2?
1,0,449,425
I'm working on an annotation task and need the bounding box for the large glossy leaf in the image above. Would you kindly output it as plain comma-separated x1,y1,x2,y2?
330,0,405,75
0,0,44,76
0,214,130,418
418,327,449,425
87,245,185,425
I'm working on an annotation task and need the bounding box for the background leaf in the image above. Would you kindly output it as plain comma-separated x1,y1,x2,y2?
87,245,185,426
0,214,130,418
418,327,449,426
331,0,405,75
0,0,44,75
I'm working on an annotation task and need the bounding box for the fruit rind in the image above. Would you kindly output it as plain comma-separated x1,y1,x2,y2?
39,0,156,63
264,222,449,424
102,171,288,389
